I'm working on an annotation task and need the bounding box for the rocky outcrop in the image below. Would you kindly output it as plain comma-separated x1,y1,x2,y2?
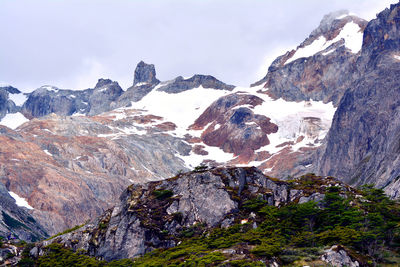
133,61,159,86
321,245,361,267
0,181,47,241
21,79,124,118
87,79,123,115
314,2,400,198
252,11,367,106
22,86,89,118
189,93,278,162
0,86,21,120
157,75,235,94
32,168,355,261
115,61,161,106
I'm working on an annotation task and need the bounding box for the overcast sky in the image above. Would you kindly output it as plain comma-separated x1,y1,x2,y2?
0,0,397,92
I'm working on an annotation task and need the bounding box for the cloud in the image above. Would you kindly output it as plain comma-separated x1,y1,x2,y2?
70,58,108,90
0,0,396,91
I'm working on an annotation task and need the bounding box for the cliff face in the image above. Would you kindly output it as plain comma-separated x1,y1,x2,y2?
0,86,24,120
33,167,356,261
0,110,191,235
21,79,124,119
314,2,400,198
0,179,47,242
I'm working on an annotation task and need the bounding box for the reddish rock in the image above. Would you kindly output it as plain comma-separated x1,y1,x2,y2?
154,122,176,132
192,145,208,156
190,93,278,161
184,134,202,144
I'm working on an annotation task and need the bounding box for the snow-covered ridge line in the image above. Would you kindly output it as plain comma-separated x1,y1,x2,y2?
285,21,363,65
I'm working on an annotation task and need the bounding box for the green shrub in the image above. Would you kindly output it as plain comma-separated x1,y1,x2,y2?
152,189,174,200
46,223,85,240
251,241,282,257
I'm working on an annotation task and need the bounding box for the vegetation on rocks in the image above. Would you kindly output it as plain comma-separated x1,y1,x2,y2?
28,174,400,266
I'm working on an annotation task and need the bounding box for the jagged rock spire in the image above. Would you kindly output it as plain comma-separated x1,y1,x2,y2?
133,61,159,86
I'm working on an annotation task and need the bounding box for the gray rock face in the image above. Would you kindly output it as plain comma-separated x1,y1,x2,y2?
189,93,278,162
34,167,310,261
32,170,355,261
252,13,367,106
87,79,123,115
0,182,48,241
133,61,159,86
0,109,191,235
22,79,124,118
314,2,400,198
321,245,360,267
115,83,156,107
1,86,21,95
0,86,21,120
158,75,235,94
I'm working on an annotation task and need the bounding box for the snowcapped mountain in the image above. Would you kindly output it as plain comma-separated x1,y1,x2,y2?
252,10,367,105
1,2,399,240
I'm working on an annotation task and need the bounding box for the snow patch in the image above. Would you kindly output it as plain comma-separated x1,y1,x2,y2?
286,36,327,64
131,86,232,138
322,48,336,56
135,82,149,86
0,112,29,129
8,191,34,209
286,21,363,64
337,22,363,53
253,98,335,154
43,150,52,156
179,143,234,168
41,85,59,92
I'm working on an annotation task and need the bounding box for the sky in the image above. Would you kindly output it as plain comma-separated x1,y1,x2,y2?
0,0,398,92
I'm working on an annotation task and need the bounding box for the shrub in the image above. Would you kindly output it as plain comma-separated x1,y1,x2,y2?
152,189,173,200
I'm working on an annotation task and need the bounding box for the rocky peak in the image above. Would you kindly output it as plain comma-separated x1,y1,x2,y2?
133,61,159,86
92,78,123,98
0,86,21,95
157,74,235,94
0,87,22,120
251,11,367,105
94,78,113,89
308,10,364,40
359,2,400,68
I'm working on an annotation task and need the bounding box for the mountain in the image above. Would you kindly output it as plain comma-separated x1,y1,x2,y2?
252,10,367,106
0,2,399,266
0,63,240,235
313,2,400,198
0,2,399,249
21,79,123,119
0,9,370,238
